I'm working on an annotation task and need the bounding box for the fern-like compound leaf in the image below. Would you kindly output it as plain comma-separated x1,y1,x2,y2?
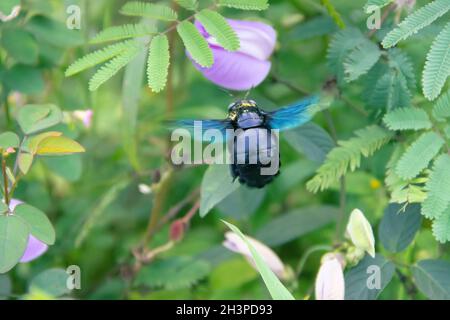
395,132,444,180
134,256,211,290
177,20,213,67
195,9,240,51
65,40,133,77
120,1,178,21
383,108,432,131
217,0,269,10
422,22,450,101
175,0,198,10
89,43,143,91
432,90,450,121
344,40,381,82
90,24,157,44
422,154,450,219
327,28,366,84
147,34,170,93
382,0,450,48
433,207,450,243
307,126,392,192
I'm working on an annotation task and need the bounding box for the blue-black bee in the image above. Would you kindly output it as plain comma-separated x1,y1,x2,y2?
171,96,318,188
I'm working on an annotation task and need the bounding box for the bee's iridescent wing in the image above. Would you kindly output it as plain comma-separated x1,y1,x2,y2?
266,96,319,131
167,119,233,142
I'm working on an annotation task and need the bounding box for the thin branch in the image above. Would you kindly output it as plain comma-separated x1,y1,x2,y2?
155,188,200,230
2,156,10,206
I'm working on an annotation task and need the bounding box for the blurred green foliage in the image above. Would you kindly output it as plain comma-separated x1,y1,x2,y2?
0,0,449,300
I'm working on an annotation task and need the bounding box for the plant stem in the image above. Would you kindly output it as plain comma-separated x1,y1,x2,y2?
2,156,10,206
143,169,174,245
295,244,332,277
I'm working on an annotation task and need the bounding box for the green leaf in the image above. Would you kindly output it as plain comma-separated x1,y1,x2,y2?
378,203,422,252
383,108,432,131
0,0,19,15
217,186,266,219
382,0,450,48
432,207,450,243
284,122,334,163
17,105,62,135
223,221,294,300
25,15,83,48
218,0,269,10
35,136,85,155
0,215,30,274
256,206,338,246
422,154,450,219
147,34,170,93
369,69,411,110
344,40,381,82
327,28,366,84
44,155,82,182
135,256,210,290
175,0,198,10
422,22,450,101
14,204,55,245
18,153,33,175
177,20,214,68
0,132,19,150
29,268,70,297
3,65,44,94
89,43,143,91
65,40,135,76
1,28,38,65
195,10,240,51
122,40,148,171
120,1,177,21
412,259,450,299
395,132,444,180
307,126,392,192
27,131,62,154
388,48,417,90
90,24,157,44
0,274,12,299
345,254,395,300
200,165,240,217
432,89,450,121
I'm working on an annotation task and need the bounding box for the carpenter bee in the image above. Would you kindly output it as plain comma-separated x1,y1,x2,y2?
170,96,319,188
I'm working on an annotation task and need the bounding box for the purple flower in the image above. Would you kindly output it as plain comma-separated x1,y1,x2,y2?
8,199,48,263
192,19,276,91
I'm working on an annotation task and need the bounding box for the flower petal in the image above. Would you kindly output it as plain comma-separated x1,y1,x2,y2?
196,19,276,61
20,235,48,263
225,19,276,60
6,199,49,263
315,255,345,300
346,209,376,258
223,231,286,279
192,47,271,91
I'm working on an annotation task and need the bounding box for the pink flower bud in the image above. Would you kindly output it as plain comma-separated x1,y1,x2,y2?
315,253,345,300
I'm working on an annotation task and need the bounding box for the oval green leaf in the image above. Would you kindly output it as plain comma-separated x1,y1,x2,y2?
14,204,55,245
0,215,30,273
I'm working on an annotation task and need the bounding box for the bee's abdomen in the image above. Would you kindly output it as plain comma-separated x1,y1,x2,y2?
229,127,280,188
231,162,280,188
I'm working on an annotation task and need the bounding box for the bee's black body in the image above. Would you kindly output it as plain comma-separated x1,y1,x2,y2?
172,96,317,188
227,100,280,188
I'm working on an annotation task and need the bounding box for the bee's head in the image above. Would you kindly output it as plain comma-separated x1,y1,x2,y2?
227,99,264,128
